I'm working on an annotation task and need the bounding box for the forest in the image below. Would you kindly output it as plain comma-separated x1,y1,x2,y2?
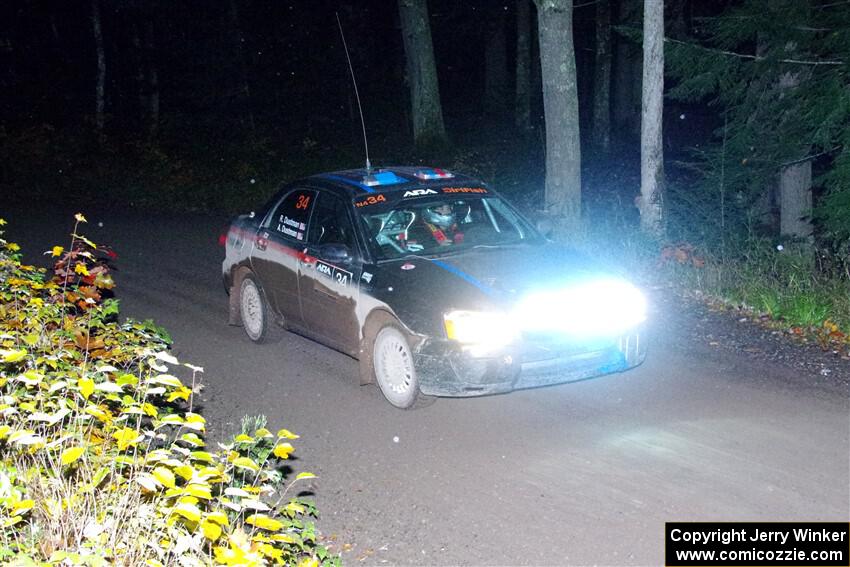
1,0,849,331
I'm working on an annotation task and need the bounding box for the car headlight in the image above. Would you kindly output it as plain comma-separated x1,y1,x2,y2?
515,278,647,337
443,310,518,351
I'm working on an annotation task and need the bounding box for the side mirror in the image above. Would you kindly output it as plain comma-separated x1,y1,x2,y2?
319,243,353,264
536,218,554,238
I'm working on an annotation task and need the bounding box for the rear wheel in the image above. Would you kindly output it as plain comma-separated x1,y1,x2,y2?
239,273,269,343
372,324,421,409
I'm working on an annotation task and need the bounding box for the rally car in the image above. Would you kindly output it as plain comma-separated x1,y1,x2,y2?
222,167,647,408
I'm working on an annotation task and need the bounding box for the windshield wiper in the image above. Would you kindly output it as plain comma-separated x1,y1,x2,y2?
471,242,528,250
376,252,437,264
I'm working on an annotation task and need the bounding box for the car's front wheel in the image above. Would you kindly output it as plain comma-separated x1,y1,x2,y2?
239,273,270,343
372,323,421,409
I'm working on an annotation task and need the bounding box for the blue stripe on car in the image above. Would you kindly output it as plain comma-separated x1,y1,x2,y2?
430,259,495,297
318,174,374,192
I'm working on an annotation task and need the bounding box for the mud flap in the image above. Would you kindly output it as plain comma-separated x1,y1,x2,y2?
358,340,374,385
227,285,241,326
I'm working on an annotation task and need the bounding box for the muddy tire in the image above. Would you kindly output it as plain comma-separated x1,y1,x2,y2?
371,322,422,409
239,273,270,343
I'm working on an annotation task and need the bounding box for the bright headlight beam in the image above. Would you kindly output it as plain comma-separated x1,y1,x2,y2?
442,279,647,353
514,278,647,337
443,310,517,350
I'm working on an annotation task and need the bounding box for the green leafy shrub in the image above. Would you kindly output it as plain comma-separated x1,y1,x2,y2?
0,216,338,566
659,234,850,350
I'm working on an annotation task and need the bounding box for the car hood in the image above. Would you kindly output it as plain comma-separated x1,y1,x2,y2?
369,243,615,335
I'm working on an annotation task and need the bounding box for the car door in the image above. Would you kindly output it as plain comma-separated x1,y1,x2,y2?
298,191,362,354
250,188,315,326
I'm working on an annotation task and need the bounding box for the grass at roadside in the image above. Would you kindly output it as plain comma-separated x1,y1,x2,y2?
659,238,850,354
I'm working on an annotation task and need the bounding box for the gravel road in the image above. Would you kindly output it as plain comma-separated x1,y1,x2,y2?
5,209,849,566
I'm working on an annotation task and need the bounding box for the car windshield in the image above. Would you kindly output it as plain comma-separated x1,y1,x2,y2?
357,195,540,261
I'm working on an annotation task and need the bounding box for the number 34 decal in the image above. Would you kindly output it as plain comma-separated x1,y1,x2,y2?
316,260,352,288
295,194,311,210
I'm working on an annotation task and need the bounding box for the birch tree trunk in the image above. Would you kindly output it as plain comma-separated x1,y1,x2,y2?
534,0,581,233
91,0,106,143
515,0,532,131
591,0,611,151
639,0,664,237
398,0,448,147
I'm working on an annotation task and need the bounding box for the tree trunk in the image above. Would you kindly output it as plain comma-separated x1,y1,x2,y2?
779,161,812,239
484,9,509,116
534,0,581,233
229,0,255,135
613,0,641,138
639,0,665,237
777,67,812,240
775,37,813,240
144,20,160,139
591,0,612,151
515,0,532,131
668,0,688,39
398,0,448,147
132,24,145,119
91,0,106,143
133,19,160,139
49,13,60,44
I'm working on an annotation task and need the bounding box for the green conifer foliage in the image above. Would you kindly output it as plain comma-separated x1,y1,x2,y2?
665,0,850,243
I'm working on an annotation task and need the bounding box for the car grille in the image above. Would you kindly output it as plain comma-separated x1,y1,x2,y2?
519,331,618,363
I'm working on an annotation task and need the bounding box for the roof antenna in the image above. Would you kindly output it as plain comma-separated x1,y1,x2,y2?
336,13,371,172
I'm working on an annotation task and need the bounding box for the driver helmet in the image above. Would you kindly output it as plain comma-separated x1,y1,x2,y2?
424,203,455,229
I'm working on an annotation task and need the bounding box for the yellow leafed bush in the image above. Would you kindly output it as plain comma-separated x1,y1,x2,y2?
0,216,338,566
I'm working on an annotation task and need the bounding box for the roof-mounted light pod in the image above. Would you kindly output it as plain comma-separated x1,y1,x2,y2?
413,168,455,180
363,171,406,187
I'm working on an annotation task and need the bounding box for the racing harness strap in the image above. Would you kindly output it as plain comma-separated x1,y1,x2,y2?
426,223,449,244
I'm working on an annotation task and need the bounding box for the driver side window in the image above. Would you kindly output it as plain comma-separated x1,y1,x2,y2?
268,188,315,242
307,192,356,250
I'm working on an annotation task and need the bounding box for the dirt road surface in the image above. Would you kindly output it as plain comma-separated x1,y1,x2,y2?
6,210,849,566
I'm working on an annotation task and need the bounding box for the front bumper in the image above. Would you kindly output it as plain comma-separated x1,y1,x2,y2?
414,330,646,397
